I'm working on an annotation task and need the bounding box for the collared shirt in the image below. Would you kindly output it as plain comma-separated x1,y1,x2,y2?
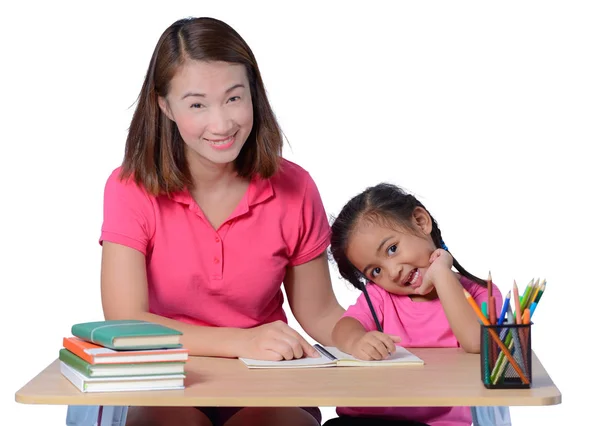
338,276,503,425
100,159,331,328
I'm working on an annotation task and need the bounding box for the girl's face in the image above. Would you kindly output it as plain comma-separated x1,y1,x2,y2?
346,208,437,296
158,60,254,170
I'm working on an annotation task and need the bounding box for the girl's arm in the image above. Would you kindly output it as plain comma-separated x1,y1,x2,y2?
101,242,318,360
434,268,482,353
332,316,400,360
283,252,345,346
331,316,368,353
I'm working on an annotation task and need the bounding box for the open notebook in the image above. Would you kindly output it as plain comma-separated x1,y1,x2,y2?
239,345,424,369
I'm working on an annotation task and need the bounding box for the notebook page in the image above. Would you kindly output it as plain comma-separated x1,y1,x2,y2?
325,346,424,366
239,353,335,368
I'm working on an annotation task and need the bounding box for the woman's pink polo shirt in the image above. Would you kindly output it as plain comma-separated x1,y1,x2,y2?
100,159,331,328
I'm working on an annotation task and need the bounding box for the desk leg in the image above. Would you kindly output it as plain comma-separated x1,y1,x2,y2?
66,405,129,426
470,406,512,426
99,406,128,426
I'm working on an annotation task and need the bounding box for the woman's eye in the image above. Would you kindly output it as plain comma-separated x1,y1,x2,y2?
228,96,240,103
191,103,205,109
387,244,397,255
371,267,381,278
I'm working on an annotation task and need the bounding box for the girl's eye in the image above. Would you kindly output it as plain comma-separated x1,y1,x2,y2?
191,103,205,109
371,267,381,278
387,244,397,256
228,96,240,103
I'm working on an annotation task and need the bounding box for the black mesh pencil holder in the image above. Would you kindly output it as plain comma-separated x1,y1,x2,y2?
480,323,532,389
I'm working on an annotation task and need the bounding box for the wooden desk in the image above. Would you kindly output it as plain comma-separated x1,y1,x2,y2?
15,348,561,407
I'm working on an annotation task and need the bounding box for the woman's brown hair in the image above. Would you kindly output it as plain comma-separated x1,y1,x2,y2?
121,17,283,195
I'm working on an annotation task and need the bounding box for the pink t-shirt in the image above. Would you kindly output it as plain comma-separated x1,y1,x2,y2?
100,159,331,328
337,276,503,426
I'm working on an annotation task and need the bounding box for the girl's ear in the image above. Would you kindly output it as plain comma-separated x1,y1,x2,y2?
158,97,174,121
412,207,433,235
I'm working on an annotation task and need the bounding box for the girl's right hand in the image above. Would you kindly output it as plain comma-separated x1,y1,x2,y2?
241,320,320,361
350,331,402,361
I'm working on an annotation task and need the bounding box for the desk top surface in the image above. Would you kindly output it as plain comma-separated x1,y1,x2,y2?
15,348,561,407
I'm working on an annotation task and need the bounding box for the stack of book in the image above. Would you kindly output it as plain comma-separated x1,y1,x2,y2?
60,320,189,392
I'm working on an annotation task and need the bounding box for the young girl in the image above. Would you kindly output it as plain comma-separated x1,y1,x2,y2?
326,183,503,426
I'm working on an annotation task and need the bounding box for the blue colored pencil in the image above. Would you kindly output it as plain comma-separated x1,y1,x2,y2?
497,290,511,325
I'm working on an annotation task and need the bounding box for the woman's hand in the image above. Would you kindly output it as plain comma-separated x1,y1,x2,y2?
240,320,320,361
349,331,401,361
417,249,454,295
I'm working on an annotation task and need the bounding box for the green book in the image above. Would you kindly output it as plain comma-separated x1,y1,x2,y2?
59,349,185,378
71,320,182,350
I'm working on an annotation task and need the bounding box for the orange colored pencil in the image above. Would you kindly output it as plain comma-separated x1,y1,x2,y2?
463,289,530,384
523,308,531,324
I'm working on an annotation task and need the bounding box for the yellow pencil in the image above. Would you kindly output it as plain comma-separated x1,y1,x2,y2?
527,279,542,309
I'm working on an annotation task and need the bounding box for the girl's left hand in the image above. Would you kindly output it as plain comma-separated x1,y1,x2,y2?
417,249,454,295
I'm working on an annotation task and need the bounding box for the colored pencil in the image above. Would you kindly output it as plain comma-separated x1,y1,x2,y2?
528,281,546,316
519,278,535,311
491,280,544,384
463,290,529,384
507,307,525,369
513,280,522,324
497,290,511,325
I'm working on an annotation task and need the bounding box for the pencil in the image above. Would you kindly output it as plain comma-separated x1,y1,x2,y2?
487,296,498,366
492,287,542,383
355,273,383,332
513,280,522,325
523,308,531,324
463,289,529,384
529,282,545,316
519,278,535,311
533,280,546,304
506,306,526,374
497,290,511,325
522,308,531,377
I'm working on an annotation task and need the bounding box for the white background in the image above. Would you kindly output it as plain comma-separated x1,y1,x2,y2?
2,1,598,424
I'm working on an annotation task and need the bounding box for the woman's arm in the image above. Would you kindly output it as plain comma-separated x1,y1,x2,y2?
101,242,317,360
283,252,345,346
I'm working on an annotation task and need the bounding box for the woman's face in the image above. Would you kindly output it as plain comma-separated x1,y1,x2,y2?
159,60,254,169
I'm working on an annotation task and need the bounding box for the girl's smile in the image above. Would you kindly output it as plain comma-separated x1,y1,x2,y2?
346,208,436,297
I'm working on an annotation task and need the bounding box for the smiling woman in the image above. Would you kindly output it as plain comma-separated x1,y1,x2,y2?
121,17,282,196
95,16,344,426
157,61,254,166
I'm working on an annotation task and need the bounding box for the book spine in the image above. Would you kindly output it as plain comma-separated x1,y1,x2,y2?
59,362,85,392
59,349,93,377
62,338,95,364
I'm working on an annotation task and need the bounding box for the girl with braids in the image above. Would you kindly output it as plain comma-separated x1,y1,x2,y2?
325,183,502,426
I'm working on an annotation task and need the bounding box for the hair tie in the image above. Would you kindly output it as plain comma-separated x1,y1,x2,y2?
441,241,449,251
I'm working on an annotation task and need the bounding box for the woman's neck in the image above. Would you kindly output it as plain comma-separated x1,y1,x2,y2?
187,153,244,193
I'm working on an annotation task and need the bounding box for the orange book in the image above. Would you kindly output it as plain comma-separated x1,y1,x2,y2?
63,337,188,365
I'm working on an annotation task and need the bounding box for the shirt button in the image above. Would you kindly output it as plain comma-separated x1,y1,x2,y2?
213,257,220,264
215,237,220,242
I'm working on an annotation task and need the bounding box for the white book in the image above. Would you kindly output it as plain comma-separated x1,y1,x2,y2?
60,362,185,392
239,345,424,369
